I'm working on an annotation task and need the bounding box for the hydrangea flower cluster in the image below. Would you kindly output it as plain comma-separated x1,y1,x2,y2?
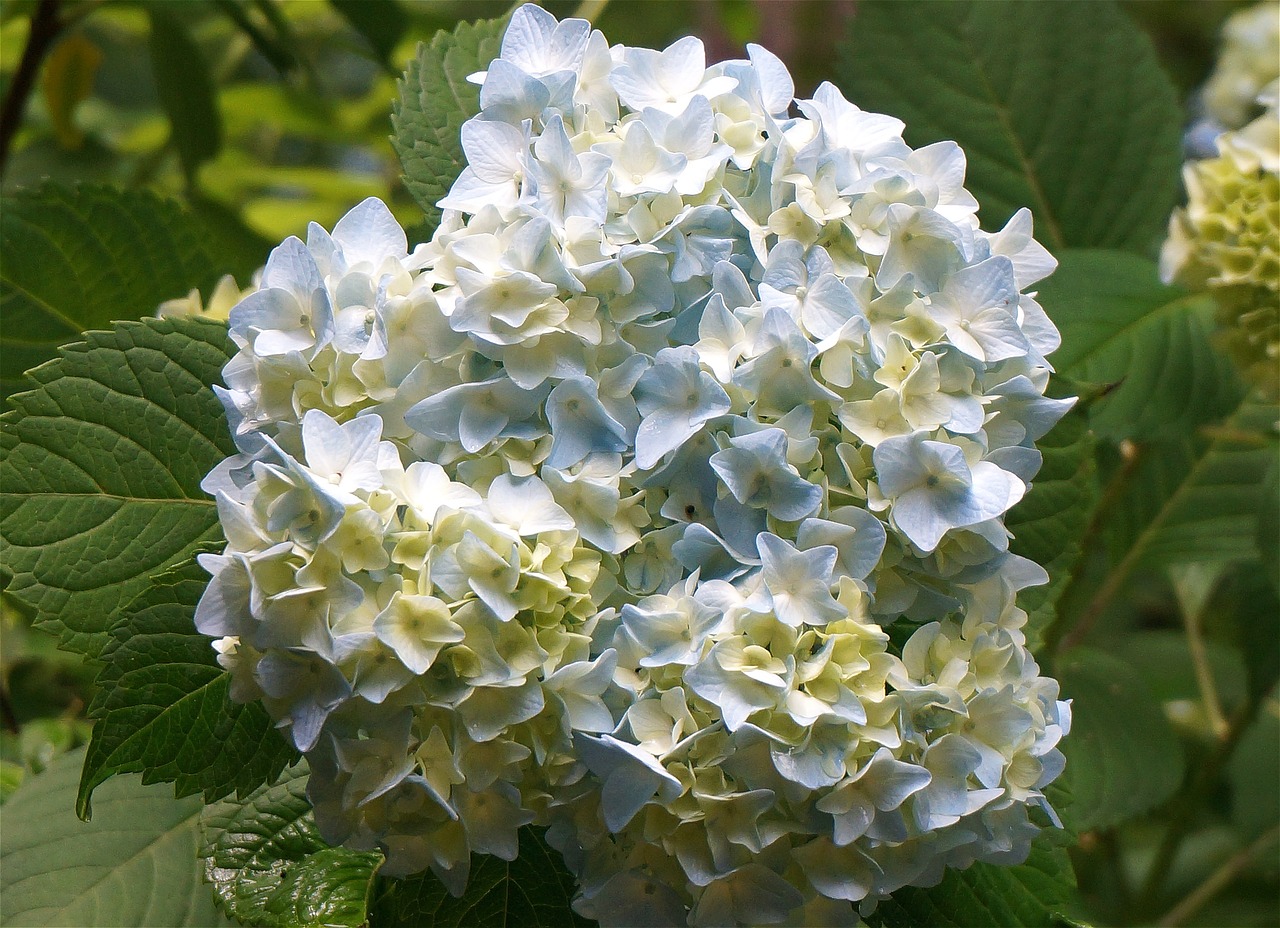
1199,3,1279,133
1164,81,1279,398
197,6,1072,923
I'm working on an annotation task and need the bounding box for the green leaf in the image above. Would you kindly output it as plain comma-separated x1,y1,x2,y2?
201,762,385,928
149,8,223,183
0,747,234,927
836,0,1183,253
392,16,504,233
1037,250,1244,440
78,553,296,818
331,0,409,67
1102,401,1279,571
1055,647,1185,831
0,184,262,399
0,317,236,658
866,835,1085,928
372,827,591,928
1229,713,1280,840
1007,405,1098,652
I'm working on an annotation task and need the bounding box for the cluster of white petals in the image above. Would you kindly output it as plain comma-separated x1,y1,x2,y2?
198,6,1072,924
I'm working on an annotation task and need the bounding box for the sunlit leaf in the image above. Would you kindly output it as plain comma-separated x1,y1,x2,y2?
0,318,235,658
201,762,384,928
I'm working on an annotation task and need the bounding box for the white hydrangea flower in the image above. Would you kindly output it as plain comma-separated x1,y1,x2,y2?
199,5,1074,924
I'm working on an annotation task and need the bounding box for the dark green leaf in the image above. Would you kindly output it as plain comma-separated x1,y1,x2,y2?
331,0,409,66
392,16,504,233
1007,405,1098,652
1,747,234,927
78,553,296,818
149,9,223,183
1,317,236,658
201,762,384,928
837,0,1183,253
1055,647,1185,831
372,827,590,928
1102,401,1279,571
1229,714,1280,840
210,0,299,75
867,835,1084,928
0,184,262,399
1037,250,1243,440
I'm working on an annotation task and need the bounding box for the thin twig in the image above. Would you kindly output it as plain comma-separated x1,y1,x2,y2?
1182,590,1229,739
0,0,64,178
1053,442,1145,654
1158,824,1280,927
1136,691,1270,914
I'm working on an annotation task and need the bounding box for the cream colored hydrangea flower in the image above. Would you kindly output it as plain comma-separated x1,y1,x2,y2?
1202,2,1280,131
1164,83,1279,396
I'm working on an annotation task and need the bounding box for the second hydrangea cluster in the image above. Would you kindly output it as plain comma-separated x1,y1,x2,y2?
197,6,1072,924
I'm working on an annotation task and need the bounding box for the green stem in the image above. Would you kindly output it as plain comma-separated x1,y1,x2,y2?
1158,823,1280,927
1182,592,1228,739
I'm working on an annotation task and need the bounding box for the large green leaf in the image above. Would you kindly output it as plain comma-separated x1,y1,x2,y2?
0,317,236,657
392,16,504,233
1007,406,1098,652
200,762,384,928
867,837,1084,928
837,0,1182,254
1037,250,1243,440
0,747,233,927
372,827,591,928
1055,647,1185,831
78,553,296,818
0,184,263,399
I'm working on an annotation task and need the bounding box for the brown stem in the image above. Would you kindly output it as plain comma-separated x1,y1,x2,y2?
0,0,64,179
1052,442,1145,654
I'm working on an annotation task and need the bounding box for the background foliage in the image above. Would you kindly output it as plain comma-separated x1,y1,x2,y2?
1,1,1276,927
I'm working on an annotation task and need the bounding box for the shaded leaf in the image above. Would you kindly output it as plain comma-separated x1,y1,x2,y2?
200,762,384,928
331,0,409,67
1007,405,1098,652
392,16,504,233
372,827,591,928
0,747,233,927
0,317,236,658
1056,647,1185,831
1102,401,1278,571
78,553,296,818
0,184,261,398
1037,250,1243,440
149,8,224,183
1229,713,1280,840
837,0,1183,253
